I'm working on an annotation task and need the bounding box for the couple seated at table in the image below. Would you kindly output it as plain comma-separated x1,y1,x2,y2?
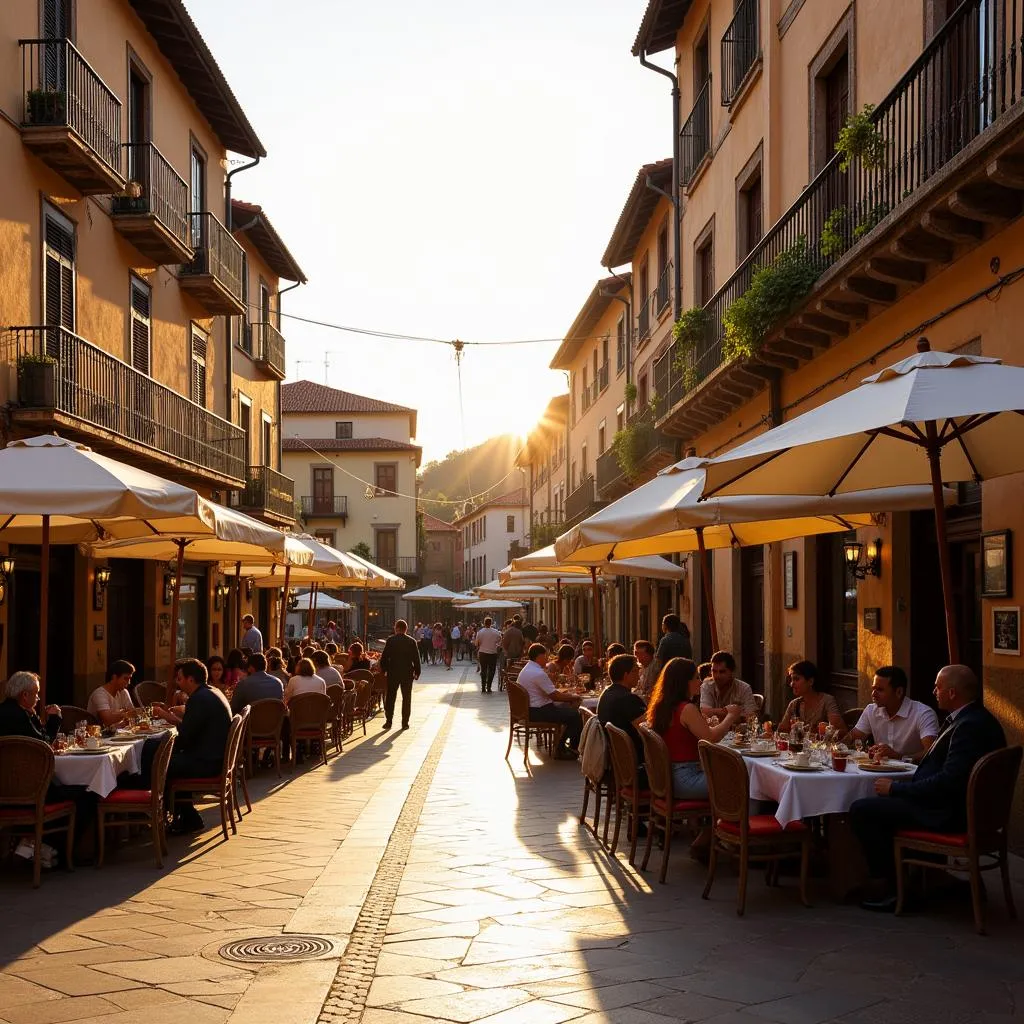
516,644,583,759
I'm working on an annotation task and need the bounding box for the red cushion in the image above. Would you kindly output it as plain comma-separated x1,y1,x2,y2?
652,798,710,814
169,777,220,788
718,815,808,836
0,801,74,818
101,789,152,805
897,828,968,848
293,728,324,738
619,787,651,799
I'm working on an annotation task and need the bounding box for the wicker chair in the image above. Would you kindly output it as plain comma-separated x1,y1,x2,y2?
0,736,76,887
59,706,98,733
753,694,765,716
895,745,1022,934
247,698,287,777
326,685,346,752
168,709,248,841
342,689,357,737
504,680,562,772
698,739,811,915
368,675,387,715
842,707,864,732
605,723,650,864
354,680,372,735
346,669,374,684
288,692,334,768
638,725,711,884
134,680,166,707
97,732,176,868
578,708,613,841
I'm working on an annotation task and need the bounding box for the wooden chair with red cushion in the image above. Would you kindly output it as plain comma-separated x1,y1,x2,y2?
698,738,811,915
168,708,248,842
638,725,711,884
287,692,334,768
895,745,1022,934
504,680,562,773
605,722,650,864
97,731,175,868
0,736,76,887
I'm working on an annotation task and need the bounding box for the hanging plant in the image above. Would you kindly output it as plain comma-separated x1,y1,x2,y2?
671,307,709,392
836,104,886,172
722,237,818,361
611,420,652,481
819,206,849,260
623,381,637,404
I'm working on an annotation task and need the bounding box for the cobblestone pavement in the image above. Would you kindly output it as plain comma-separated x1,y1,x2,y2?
4,663,1024,1024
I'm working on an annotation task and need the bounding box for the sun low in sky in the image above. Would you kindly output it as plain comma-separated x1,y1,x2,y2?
186,0,666,461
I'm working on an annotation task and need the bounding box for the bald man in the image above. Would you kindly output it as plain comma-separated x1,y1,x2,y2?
850,665,1005,911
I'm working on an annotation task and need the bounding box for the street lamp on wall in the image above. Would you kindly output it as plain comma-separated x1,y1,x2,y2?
843,538,882,581
214,582,229,611
94,565,111,611
163,573,176,606
0,556,14,607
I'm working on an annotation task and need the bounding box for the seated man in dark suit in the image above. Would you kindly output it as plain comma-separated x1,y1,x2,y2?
850,664,1005,911
0,671,61,742
153,659,232,834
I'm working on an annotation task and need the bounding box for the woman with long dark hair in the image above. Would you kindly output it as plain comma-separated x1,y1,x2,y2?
778,660,845,734
646,657,742,799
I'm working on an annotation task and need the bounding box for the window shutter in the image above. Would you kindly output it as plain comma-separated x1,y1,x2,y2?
191,330,207,407
130,280,151,375
44,212,75,348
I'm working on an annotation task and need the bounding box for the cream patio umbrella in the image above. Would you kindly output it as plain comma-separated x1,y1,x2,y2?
0,434,259,702
403,583,464,601
554,454,945,649
503,546,686,653
698,339,1024,661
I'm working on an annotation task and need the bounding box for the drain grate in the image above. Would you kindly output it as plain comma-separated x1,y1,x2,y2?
219,935,336,963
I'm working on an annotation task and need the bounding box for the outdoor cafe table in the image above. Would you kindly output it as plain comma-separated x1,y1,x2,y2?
739,751,912,826
52,733,160,797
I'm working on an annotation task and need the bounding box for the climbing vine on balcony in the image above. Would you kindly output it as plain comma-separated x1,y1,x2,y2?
819,206,849,259
671,306,709,392
836,104,886,172
611,396,658,481
722,237,819,361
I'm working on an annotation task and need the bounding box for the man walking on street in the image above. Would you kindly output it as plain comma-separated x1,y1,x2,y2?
475,616,502,694
379,619,421,730
240,614,264,654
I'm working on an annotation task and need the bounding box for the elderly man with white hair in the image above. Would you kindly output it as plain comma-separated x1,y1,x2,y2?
0,671,62,741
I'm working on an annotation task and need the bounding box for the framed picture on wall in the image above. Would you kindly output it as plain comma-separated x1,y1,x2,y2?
783,551,797,610
992,606,1020,656
982,530,1012,598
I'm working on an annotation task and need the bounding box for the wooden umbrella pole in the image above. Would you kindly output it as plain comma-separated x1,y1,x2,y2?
590,568,603,657
166,539,185,704
312,582,320,638
363,587,369,645
278,563,291,650
925,421,959,663
234,561,242,648
307,581,317,640
696,527,720,652
556,578,562,637
38,515,50,707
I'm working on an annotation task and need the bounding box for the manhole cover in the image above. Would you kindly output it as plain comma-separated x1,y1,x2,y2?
218,936,336,963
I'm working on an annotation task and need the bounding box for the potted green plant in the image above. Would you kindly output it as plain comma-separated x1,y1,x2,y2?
17,353,57,407
27,88,66,125
835,104,886,172
672,307,709,391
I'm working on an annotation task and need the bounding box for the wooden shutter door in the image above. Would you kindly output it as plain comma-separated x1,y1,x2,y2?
130,280,151,375
44,214,74,360
191,331,207,407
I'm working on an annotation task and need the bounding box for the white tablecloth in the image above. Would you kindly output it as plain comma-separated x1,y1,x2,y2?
53,737,148,797
743,755,912,826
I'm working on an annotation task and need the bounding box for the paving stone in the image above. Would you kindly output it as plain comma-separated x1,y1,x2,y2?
395,986,533,1022
4,996,123,1024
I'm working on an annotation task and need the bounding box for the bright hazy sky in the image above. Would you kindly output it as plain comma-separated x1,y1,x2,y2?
187,0,667,463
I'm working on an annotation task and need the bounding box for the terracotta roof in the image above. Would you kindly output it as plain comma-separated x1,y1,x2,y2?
422,512,457,532
602,159,674,267
549,275,631,370
632,0,693,57
283,436,419,452
232,200,306,282
452,488,529,525
282,381,417,434
128,0,265,157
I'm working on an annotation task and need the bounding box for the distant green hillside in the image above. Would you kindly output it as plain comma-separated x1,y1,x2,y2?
419,434,523,523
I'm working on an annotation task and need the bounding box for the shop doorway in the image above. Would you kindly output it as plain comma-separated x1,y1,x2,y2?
816,533,859,708
106,559,145,682
741,546,765,694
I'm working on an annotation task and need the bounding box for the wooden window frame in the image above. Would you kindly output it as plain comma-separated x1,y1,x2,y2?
693,215,716,307
190,324,208,408
808,9,856,176
335,421,353,439
735,142,764,264
129,274,151,375
41,202,76,332
374,462,398,496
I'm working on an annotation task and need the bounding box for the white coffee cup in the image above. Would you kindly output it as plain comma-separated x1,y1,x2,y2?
795,751,810,767
85,736,101,749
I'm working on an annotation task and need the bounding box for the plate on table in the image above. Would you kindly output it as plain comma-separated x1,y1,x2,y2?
742,748,778,758
780,761,825,772
62,746,116,755
857,761,913,773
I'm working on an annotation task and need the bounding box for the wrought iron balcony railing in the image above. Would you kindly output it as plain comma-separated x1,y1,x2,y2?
112,142,191,262
180,211,245,312
637,294,652,343
237,465,295,520
301,495,349,519
7,325,245,482
680,77,712,185
376,556,419,576
721,0,760,106
656,261,673,314
565,474,600,525
20,38,122,186
657,0,1024,423
598,362,609,392
251,321,286,379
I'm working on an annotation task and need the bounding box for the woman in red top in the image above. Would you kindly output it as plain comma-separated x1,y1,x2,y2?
646,657,742,800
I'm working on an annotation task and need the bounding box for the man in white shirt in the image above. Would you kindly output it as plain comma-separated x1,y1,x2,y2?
240,615,264,654
450,623,462,660
475,616,503,694
845,665,939,762
87,660,136,726
516,644,583,759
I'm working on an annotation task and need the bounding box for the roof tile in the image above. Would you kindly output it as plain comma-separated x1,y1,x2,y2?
282,380,416,415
